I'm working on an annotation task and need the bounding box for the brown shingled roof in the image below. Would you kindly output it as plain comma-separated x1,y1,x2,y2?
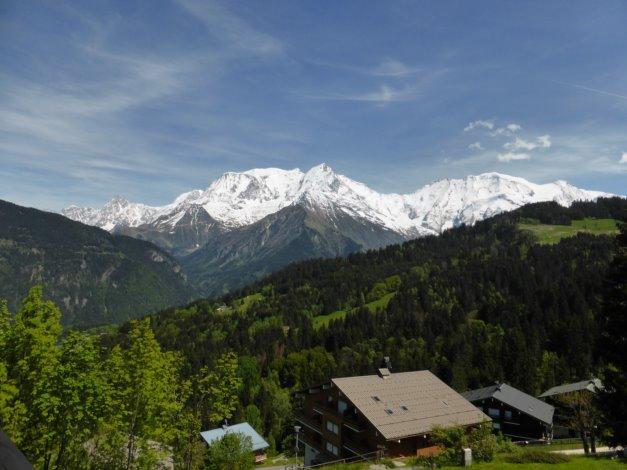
332,370,490,440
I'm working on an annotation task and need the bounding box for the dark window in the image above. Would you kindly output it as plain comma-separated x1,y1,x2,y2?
372,396,381,402
385,409,394,415
401,405,409,411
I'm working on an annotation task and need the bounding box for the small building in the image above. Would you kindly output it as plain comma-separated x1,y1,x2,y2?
462,383,554,441
539,378,603,400
200,422,269,464
294,368,490,466
539,379,603,438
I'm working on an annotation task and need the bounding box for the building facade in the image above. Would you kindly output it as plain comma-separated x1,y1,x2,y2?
462,383,554,441
295,369,490,466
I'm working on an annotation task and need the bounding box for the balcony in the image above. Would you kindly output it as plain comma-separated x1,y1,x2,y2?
295,411,323,435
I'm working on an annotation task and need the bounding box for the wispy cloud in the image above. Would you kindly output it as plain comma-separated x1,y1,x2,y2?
497,152,531,162
620,152,627,164
551,80,627,101
310,58,421,77
173,0,282,55
303,84,420,104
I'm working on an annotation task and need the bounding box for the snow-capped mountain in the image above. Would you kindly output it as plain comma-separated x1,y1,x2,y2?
62,163,611,237
61,164,615,295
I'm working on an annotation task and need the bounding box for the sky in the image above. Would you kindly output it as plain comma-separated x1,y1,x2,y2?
1,0,626,210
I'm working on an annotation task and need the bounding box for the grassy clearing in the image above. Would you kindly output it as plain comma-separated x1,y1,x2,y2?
232,293,264,313
257,453,299,467
518,218,619,244
312,292,396,330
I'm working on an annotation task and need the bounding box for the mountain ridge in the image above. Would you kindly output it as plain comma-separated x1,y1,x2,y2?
61,166,616,296
62,165,613,239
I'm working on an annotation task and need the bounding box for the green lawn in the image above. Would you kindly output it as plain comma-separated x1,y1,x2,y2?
518,218,619,244
312,292,396,329
440,454,625,469
317,455,624,470
257,453,299,467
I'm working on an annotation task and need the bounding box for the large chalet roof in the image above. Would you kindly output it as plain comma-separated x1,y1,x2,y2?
539,379,602,398
462,383,554,425
331,370,490,440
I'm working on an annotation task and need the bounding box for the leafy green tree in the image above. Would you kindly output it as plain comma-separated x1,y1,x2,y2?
204,433,253,470
5,286,62,468
176,352,242,470
48,332,110,468
105,318,183,469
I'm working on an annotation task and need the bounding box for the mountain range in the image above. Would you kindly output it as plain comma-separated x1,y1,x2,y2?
62,164,613,295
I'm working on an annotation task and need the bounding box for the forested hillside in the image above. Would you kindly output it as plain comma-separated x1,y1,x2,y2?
1,199,624,468
0,200,195,326
101,198,625,451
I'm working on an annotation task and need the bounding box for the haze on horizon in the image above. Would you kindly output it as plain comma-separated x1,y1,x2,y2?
1,0,626,211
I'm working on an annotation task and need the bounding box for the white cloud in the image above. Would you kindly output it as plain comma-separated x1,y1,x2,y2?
491,122,522,136
620,152,627,164
497,152,531,162
468,142,483,150
504,134,551,151
464,120,494,132
537,134,551,148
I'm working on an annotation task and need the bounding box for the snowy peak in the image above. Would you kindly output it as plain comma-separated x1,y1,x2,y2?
62,166,615,236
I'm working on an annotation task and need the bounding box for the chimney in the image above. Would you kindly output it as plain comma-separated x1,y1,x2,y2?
384,356,392,371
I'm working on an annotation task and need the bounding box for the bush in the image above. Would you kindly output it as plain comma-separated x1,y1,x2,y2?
204,433,254,470
495,433,520,454
505,450,571,464
428,424,497,465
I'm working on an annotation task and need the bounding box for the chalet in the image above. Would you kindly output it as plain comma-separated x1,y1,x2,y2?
200,422,269,464
539,379,603,438
294,368,490,466
461,382,554,441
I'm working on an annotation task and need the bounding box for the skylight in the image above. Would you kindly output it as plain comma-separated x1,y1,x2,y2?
371,396,381,402
385,409,394,415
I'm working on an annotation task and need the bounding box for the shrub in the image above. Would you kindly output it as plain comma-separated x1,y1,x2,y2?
505,450,571,464
428,424,497,465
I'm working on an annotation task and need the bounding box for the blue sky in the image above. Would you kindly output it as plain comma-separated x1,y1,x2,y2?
1,0,626,210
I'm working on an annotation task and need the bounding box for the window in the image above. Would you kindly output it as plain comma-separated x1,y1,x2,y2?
400,405,409,411
325,441,339,456
385,409,394,415
338,400,347,414
492,422,501,430
504,410,512,420
488,408,500,418
326,420,339,435
371,396,381,402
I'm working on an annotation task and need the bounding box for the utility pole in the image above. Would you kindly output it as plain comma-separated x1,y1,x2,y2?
294,425,301,468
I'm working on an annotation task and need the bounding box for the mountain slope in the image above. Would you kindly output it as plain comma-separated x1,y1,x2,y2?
134,198,626,400
0,200,195,326
182,204,404,295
